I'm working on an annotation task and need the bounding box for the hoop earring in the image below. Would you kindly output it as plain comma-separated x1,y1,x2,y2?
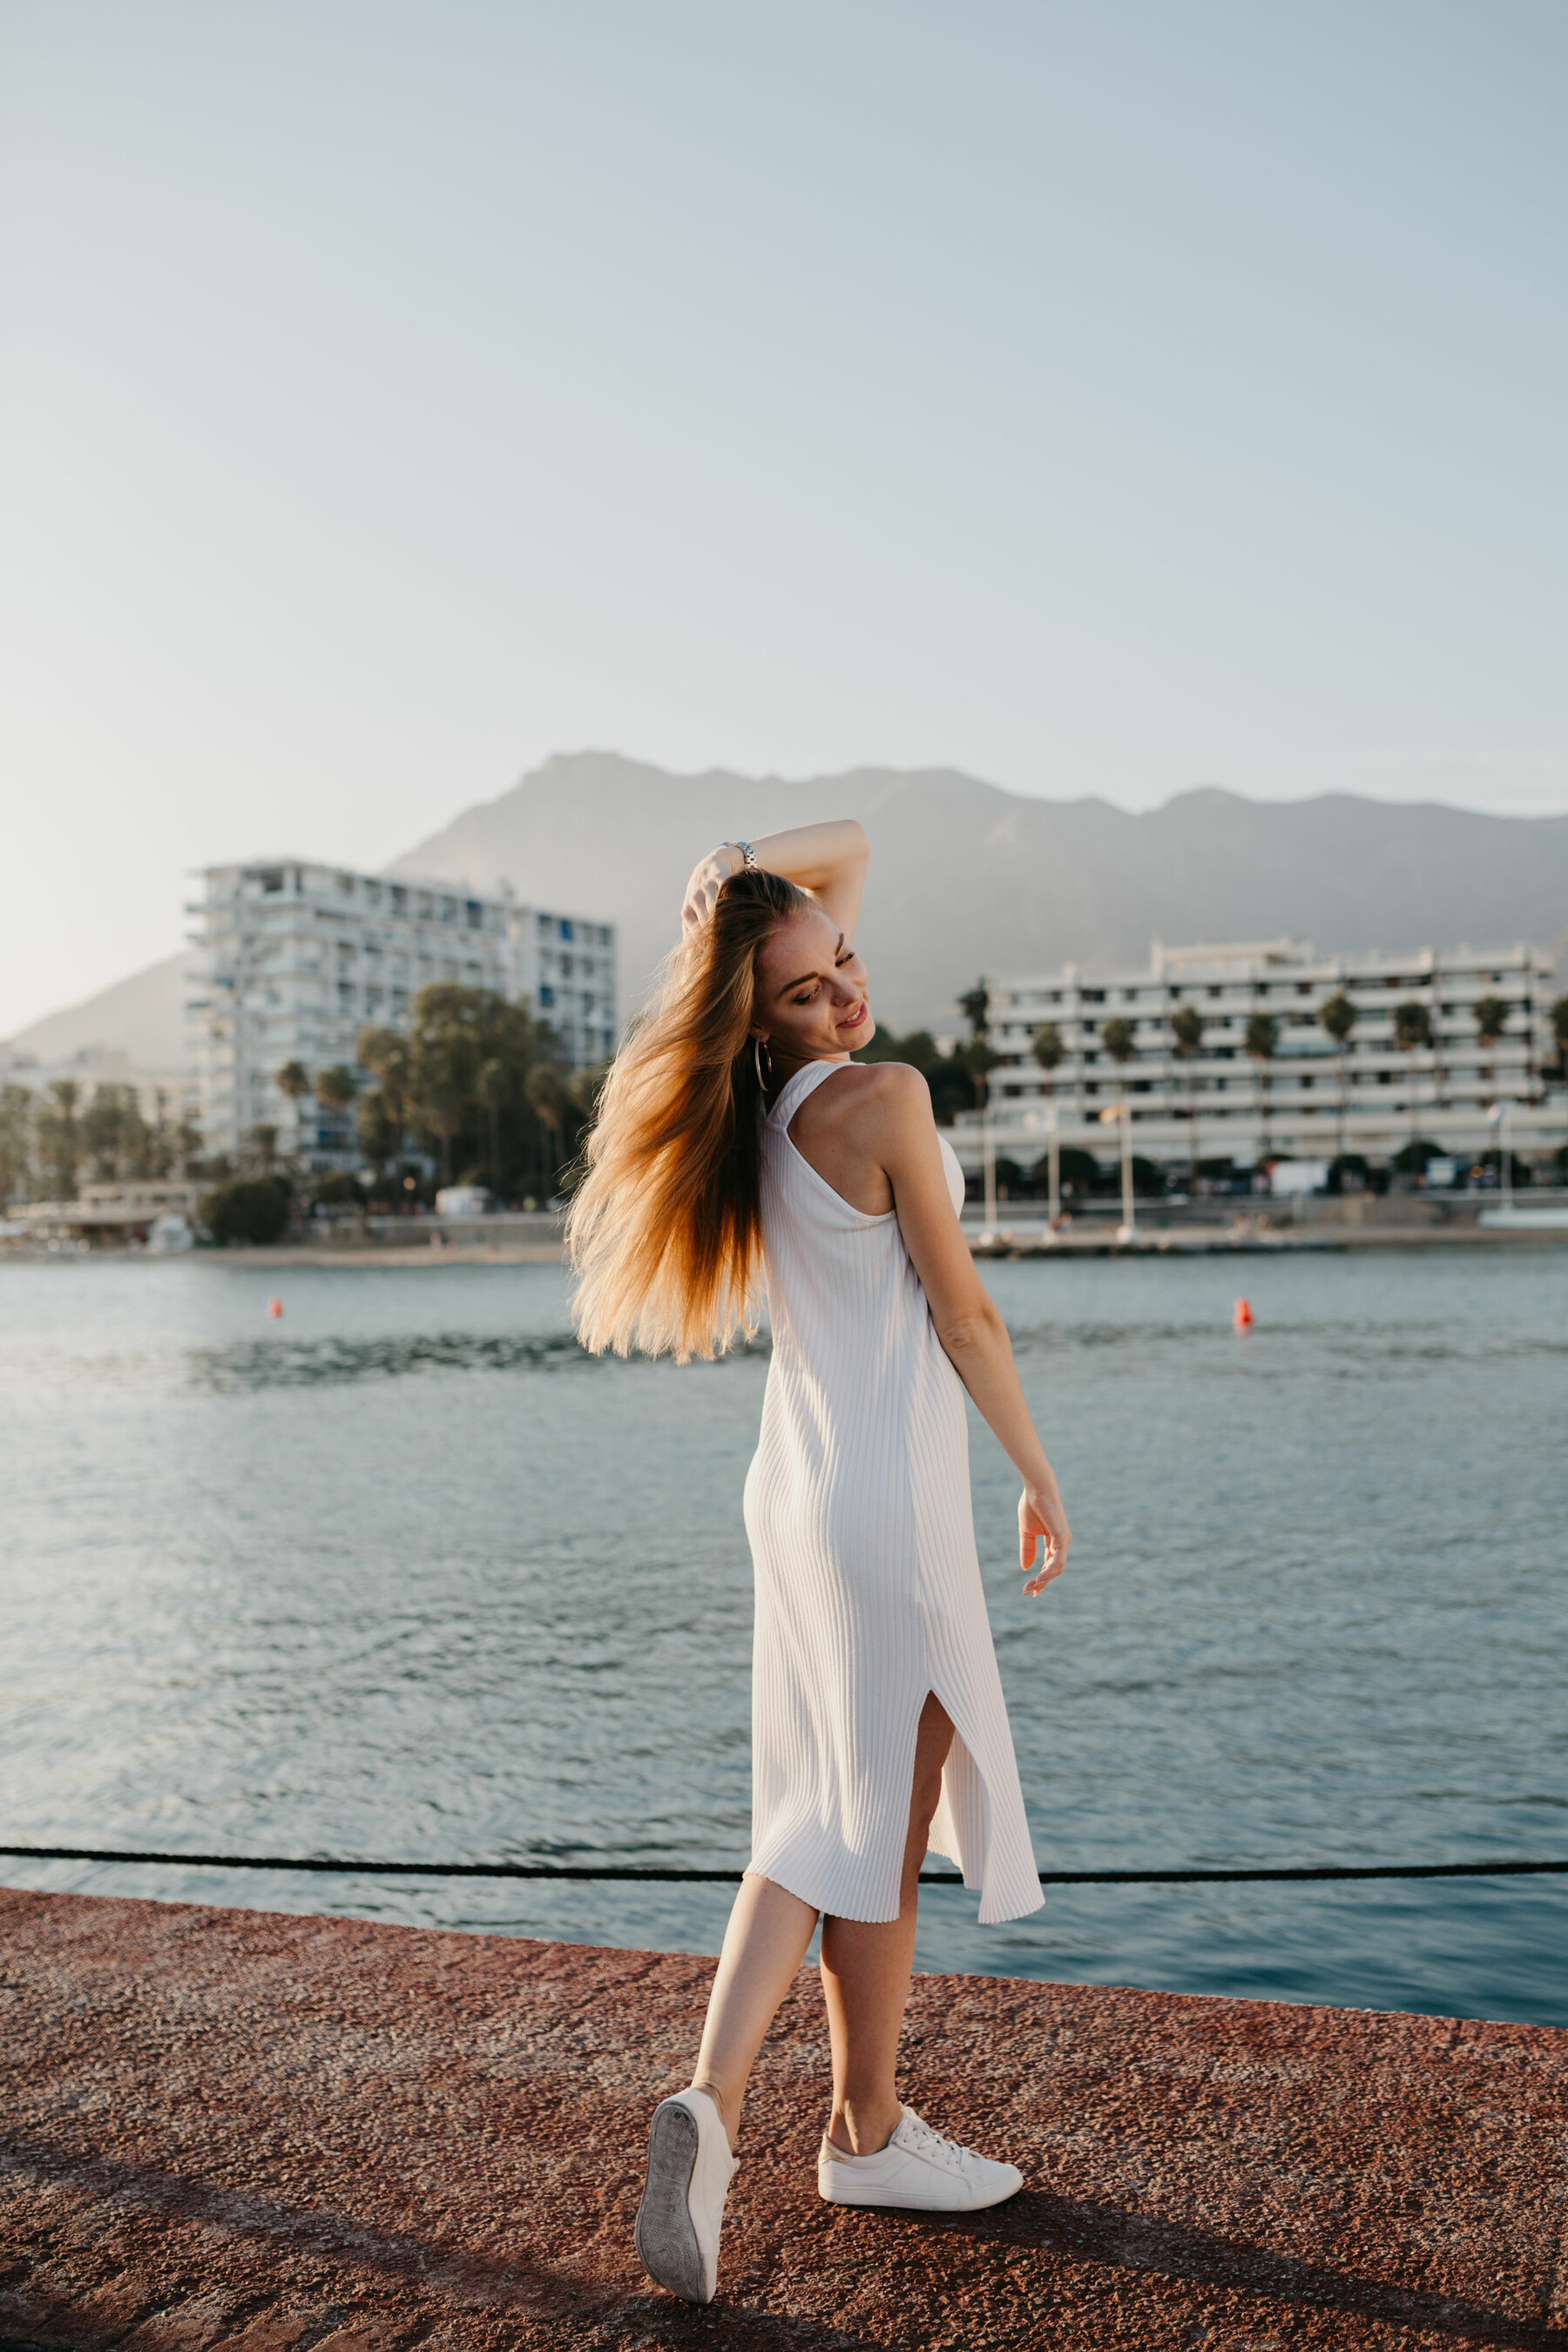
754,1036,773,1090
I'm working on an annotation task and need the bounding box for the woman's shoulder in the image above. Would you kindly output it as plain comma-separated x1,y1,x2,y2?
792,1058,933,1139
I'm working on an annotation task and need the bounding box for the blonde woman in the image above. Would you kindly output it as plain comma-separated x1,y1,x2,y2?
567,819,1070,2305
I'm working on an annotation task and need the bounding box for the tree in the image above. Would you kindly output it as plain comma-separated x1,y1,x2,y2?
355,1027,413,1164
1392,999,1434,1160
0,1083,33,1203
1170,1003,1204,1188
1319,991,1358,1161
81,1082,150,1182
1101,1016,1136,1068
1245,1012,1278,1156
199,1173,292,1246
476,1057,508,1187
1100,1018,1139,1229
405,984,544,1186
34,1079,81,1201
1031,1023,1064,1220
526,1062,568,1200
957,983,990,1039
275,1059,312,1103
314,1064,359,1112
1037,1145,1102,1199
245,1123,281,1172
1473,994,1509,1104
1031,1023,1064,1084
355,1090,399,1188
312,1064,359,1160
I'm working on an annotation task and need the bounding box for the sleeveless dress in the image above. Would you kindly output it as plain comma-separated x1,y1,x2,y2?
742,1059,1044,1926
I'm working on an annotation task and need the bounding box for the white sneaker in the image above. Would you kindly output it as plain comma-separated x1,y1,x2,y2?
817,2105,1023,2212
634,2086,739,2302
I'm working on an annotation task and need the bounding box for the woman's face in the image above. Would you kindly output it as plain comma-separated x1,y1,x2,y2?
753,907,875,1064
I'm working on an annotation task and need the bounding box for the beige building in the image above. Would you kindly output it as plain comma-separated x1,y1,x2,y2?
952,937,1563,1175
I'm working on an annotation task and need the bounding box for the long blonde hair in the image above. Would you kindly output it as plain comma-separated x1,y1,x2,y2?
567,867,813,1360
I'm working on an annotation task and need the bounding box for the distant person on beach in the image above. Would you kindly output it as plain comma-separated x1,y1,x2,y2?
567,820,1070,2305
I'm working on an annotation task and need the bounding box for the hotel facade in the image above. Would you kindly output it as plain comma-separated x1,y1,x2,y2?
950,937,1563,1177
188,860,618,1164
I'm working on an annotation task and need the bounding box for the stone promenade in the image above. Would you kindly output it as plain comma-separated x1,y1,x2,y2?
3,1888,1565,2351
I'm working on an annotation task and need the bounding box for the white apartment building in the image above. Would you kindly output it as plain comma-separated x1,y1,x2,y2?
187,860,618,1163
952,937,1563,1175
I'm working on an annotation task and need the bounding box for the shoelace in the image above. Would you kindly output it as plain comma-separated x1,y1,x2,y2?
899,2112,979,2173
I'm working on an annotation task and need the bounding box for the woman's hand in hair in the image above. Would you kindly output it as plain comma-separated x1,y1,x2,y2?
1019,1477,1071,1598
681,845,741,932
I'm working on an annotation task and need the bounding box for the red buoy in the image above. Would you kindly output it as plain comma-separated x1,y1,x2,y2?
267,1297,283,1320
1233,1297,1254,1331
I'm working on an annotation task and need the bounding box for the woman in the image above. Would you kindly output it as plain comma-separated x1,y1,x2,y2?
567,818,1071,2305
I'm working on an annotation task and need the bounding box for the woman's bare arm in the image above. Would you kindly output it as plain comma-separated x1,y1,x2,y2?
854,1064,1071,1595
681,820,869,943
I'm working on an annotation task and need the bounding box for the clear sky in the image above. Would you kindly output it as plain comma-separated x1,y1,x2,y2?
3,1,1565,1035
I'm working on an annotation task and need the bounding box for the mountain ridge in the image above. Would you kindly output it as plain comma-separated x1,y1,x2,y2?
8,758,1565,1066
391,752,1568,1029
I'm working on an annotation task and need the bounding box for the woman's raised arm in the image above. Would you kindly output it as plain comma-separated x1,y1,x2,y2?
681,820,869,943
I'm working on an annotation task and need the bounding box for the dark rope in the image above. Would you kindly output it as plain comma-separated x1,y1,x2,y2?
3,1842,1566,1886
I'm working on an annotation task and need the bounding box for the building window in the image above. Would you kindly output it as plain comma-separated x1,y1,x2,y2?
539,985,556,1007
560,919,575,941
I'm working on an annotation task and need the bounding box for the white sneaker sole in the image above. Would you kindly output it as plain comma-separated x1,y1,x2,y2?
635,2099,712,2301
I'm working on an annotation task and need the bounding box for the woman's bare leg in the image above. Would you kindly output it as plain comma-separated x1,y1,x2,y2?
819,1691,954,2156
688,1873,818,2152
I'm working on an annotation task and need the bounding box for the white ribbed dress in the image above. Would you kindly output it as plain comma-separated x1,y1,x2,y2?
742,1059,1044,1927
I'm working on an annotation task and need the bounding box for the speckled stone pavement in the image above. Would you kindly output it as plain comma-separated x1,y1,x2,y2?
3,1889,1565,2351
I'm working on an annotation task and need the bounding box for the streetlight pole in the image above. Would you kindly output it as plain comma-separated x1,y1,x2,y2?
983,1090,997,1232
1046,1101,1060,1234
1101,1101,1137,1242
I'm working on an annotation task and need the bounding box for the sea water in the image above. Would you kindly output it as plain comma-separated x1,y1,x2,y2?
1,1247,1563,2024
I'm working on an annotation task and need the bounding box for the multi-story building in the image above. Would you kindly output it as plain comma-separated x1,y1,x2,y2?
952,937,1563,1177
187,860,618,1163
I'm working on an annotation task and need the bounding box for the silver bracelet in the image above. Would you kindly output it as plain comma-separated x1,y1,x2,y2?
713,840,758,871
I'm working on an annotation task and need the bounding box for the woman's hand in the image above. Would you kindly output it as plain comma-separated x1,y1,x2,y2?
1019,1476,1071,1598
681,845,740,932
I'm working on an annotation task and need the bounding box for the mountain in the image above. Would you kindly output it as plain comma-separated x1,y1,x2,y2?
13,760,1565,1064
391,752,1568,1031
3,951,189,1071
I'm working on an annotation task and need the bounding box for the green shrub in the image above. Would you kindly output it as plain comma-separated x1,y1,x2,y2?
199,1173,292,1245
310,1171,365,1207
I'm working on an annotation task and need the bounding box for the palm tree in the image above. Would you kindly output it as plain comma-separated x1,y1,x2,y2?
476,1056,507,1191
1169,1003,1203,1190
958,980,1000,1222
36,1078,81,1201
1245,1012,1278,1160
355,1091,398,1190
1101,1017,1138,1231
1473,994,1508,1106
526,1064,567,1200
1319,991,1357,1163
355,1027,412,1164
274,1058,313,1159
1392,1000,1434,1165
1031,1023,1064,1224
